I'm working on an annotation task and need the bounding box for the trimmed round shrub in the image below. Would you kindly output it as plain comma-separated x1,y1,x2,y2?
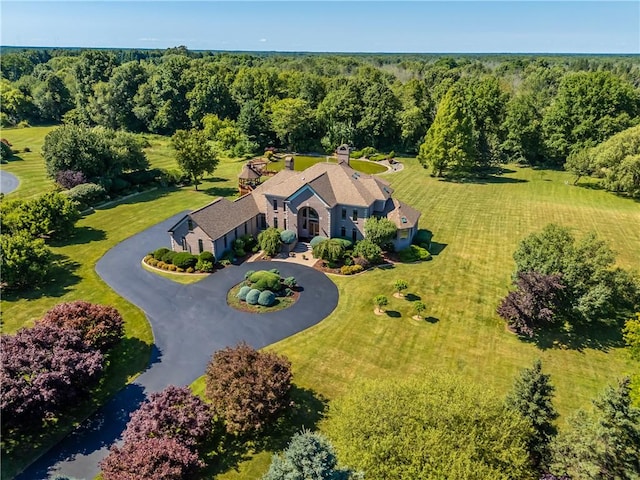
161,251,177,264
65,183,107,209
246,289,261,305
340,264,364,275
244,270,256,280
284,288,294,297
172,252,198,269
248,271,282,292
398,245,431,262
186,267,195,273
199,251,215,262
237,286,252,301
310,235,329,247
283,276,297,288
258,290,276,307
280,229,297,245
153,247,170,260
269,268,280,275
353,239,383,264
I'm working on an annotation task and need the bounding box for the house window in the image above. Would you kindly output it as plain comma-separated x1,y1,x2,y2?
274,217,279,229
187,219,194,231
284,218,287,230
341,208,347,220
224,235,227,248
283,203,287,212
234,227,238,239
181,236,187,250
352,209,358,221
244,222,248,235
198,239,203,253
340,226,346,237
399,229,410,240
352,228,358,243
260,214,267,229
273,199,278,210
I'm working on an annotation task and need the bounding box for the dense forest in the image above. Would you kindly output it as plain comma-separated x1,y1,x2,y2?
2,47,639,195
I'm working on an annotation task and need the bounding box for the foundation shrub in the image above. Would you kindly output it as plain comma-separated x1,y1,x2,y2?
246,289,261,305
258,290,276,307
172,252,198,269
153,247,170,260
341,264,364,275
237,286,252,301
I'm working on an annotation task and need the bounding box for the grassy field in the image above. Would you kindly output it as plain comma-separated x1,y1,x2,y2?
2,127,639,478
266,155,387,174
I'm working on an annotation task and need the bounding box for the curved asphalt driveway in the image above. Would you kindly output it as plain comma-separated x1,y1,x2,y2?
0,170,19,194
18,212,339,480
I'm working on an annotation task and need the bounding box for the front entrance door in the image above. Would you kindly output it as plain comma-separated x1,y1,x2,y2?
309,220,319,237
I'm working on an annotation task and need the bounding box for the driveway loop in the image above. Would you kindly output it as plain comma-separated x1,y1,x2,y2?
17,212,339,480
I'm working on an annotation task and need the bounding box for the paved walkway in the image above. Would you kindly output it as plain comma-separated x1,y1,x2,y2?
17,213,339,480
0,170,19,194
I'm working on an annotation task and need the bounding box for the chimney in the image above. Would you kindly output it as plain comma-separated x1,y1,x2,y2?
284,156,295,171
336,144,350,166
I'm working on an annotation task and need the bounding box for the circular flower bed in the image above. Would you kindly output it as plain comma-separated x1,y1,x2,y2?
227,269,300,313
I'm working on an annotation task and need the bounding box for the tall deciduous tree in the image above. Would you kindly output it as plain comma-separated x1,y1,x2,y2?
550,378,640,479
0,231,52,289
418,84,476,177
171,129,218,190
506,360,558,470
205,342,292,434
325,375,534,479
100,436,204,480
1,324,104,433
262,431,358,480
40,301,124,352
543,71,640,163
270,98,315,151
502,93,545,165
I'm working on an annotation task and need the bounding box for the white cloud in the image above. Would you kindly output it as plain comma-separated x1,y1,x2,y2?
259,38,267,42
138,38,160,42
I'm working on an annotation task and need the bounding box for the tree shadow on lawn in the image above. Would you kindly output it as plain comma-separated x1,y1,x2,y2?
385,310,401,318
438,167,528,185
204,385,328,476
405,293,422,302
50,226,107,247
525,321,625,352
2,253,81,303
201,185,238,198
96,186,176,211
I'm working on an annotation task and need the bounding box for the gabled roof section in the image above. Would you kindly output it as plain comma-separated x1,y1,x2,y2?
188,194,259,240
379,198,421,229
255,162,391,208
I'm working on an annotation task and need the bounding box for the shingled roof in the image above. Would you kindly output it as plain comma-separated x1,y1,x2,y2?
378,198,421,228
255,162,392,207
188,194,259,240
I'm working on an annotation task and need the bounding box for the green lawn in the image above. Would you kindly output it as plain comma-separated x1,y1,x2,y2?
266,155,387,174
2,127,639,479
204,161,640,479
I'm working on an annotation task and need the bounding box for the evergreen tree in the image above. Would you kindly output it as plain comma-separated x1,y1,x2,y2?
262,431,357,480
550,378,640,479
506,359,558,470
418,84,475,177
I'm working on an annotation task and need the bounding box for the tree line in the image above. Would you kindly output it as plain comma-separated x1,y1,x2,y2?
2,49,639,183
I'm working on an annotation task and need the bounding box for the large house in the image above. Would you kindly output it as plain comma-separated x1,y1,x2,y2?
168,152,421,259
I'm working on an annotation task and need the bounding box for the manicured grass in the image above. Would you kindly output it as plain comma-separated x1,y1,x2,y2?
227,283,298,313
266,155,387,174
204,161,640,478
3,127,639,478
0,126,243,478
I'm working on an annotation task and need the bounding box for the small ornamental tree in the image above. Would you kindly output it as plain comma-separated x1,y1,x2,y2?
497,271,566,337
0,231,52,289
56,170,88,189
171,129,219,191
40,300,125,352
353,239,383,264
364,216,397,248
258,228,282,257
506,359,558,470
205,342,293,434
394,279,409,297
414,301,426,319
122,386,216,449
623,313,640,360
1,324,104,433
262,431,358,480
100,436,204,480
312,239,345,263
373,295,388,313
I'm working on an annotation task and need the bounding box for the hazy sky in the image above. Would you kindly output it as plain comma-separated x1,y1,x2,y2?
1,1,639,53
